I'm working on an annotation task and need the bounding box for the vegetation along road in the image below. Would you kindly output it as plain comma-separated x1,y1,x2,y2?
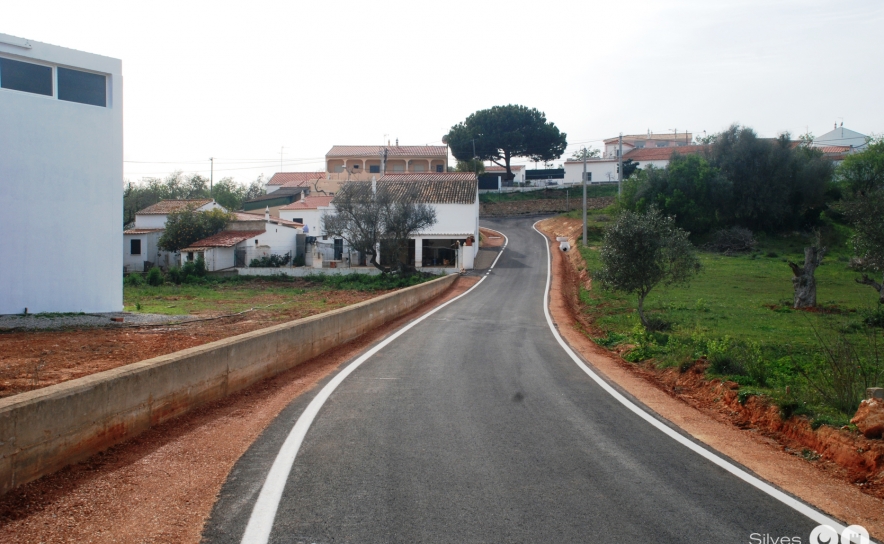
202,217,835,543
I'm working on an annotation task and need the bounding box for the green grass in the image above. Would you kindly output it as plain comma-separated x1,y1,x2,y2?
123,273,436,316
480,184,617,203
572,209,883,422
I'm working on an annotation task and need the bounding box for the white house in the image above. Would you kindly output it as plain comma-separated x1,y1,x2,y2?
563,158,621,185
338,173,480,270
0,33,123,314
563,145,706,185
179,210,303,270
278,195,335,235
814,125,869,151
484,165,526,183
123,199,225,272
264,172,325,194
603,132,694,158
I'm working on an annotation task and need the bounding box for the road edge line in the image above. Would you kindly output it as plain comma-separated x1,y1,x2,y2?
530,220,848,534
240,238,508,544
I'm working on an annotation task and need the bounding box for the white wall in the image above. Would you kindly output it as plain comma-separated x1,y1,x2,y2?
124,231,162,272
0,34,123,313
279,207,330,235
133,201,223,229
563,160,620,185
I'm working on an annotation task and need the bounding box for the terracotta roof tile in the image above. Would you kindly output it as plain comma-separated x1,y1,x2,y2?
279,196,335,210
124,228,163,235
340,174,477,204
327,145,448,158
136,199,214,215
231,212,303,227
266,172,326,186
181,230,265,251
604,133,693,144
622,145,705,161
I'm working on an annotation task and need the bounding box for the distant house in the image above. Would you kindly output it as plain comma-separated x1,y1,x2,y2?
603,132,694,158
484,165,526,184
326,144,449,180
323,173,479,270
241,187,309,217
179,210,303,270
813,125,869,152
123,199,225,272
278,195,335,235
264,172,325,194
563,145,705,185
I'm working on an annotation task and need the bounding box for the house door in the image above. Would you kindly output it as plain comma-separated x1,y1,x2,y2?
333,239,343,261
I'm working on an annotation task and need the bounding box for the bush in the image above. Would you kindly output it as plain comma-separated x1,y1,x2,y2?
863,307,884,328
124,273,144,287
146,267,164,286
249,253,292,268
293,254,306,267
167,266,183,284
704,227,757,254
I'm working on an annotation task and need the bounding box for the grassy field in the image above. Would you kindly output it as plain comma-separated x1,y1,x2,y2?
123,273,433,316
567,206,884,423
479,184,617,203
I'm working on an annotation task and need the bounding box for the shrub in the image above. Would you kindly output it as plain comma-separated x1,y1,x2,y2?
704,227,757,254
124,273,144,287
293,254,306,267
167,266,183,284
146,267,164,286
194,256,207,277
863,307,884,328
249,253,292,268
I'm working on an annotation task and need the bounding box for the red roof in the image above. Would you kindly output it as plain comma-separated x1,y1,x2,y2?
815,145,851,153
485,165,525,172
124,228,163,235
182,230,265,250
232,212,303,227
279,196,335,210
327,145,448,158
622,145,705,161
378,172,477,183
266,172,326,186
136,199,214,215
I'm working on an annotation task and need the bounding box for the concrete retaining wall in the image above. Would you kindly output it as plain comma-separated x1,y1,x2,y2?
0,273,459,494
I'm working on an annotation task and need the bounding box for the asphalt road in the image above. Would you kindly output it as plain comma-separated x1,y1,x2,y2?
204,216,829,544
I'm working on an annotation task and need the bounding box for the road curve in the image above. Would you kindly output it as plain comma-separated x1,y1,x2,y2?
203,216,832,544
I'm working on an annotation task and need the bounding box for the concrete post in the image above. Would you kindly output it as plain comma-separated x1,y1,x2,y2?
414,237,423,268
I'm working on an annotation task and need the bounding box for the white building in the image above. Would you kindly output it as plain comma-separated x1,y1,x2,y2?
278,195,335,235
0,33,123,314
563,145,706,185
179,210,303,271
814,125,869,151
123,199,225,272
603,132,694,158
484,165,526,184
563,158,621,185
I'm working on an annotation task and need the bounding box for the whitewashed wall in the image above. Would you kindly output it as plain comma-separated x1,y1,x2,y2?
278,207,330,236
563,160,620,185
133,202,223,229
123,232,162,272
0,35,122,313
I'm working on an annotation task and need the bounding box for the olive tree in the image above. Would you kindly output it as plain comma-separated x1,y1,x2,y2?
837,138,884,303
595,208,701,330
323,182,437,274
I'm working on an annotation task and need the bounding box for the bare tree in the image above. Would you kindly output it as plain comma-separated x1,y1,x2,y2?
788,237,826,309
323,182,437,274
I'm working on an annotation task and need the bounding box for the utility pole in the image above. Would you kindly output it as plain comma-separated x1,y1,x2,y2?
582,148,587,246
209,157,214,196
618,133,623,197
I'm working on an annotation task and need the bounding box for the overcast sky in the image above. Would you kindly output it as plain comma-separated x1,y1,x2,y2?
5,0,883,184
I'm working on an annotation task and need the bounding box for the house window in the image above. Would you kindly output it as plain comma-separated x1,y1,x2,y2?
130,239,142,255
369,165,380,173
635,142,645,148
435,164,444,172
0,57,52,96
656,142,668,147
292,217,303,223
413,164,426,172
334,165,344,173
57,67,106,107
352,164,360,169
393,164,405,172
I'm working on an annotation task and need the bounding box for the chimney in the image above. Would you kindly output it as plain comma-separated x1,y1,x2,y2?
300,191,305,201
395,138,399,146
265,206,270,220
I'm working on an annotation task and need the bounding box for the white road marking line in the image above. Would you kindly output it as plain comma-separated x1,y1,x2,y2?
240,230,509,544
530,221,848,533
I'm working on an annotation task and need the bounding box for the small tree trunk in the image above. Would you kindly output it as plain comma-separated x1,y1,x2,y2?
789,245,826,309
856,273,884,304
637,292,650,329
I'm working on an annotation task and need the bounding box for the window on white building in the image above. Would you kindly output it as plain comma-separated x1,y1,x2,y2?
130,239,142,255
369,165,380,173
57,67,106,107
0,57,52,96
